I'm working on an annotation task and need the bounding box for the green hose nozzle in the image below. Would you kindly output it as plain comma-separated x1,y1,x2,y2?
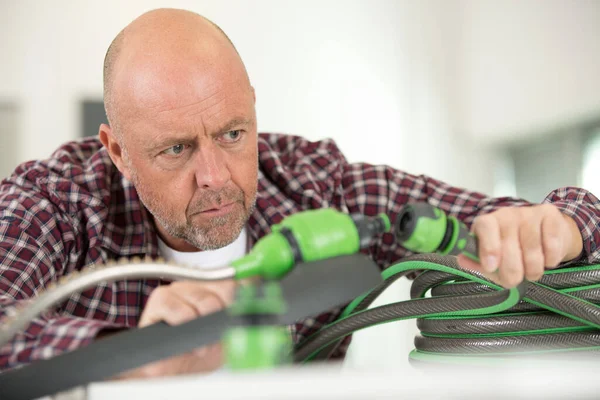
232,209,390,280
395,203,479,262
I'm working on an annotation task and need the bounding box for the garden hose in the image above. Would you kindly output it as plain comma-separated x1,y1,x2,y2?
0,254,384,400
294,203,600,363
0,209,390,349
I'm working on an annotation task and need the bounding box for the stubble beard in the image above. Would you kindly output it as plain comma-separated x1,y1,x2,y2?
130,170,256,250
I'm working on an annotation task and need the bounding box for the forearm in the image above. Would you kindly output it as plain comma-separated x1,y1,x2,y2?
0,298,128,371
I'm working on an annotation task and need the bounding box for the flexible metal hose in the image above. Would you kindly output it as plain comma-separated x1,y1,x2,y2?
0,258,235,347
294,254,600,362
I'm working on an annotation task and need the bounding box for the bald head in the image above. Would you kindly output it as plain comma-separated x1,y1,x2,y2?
98,8,258,252
103,8,248,140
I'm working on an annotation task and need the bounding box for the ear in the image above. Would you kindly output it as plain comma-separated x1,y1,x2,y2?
251,86,256,104
98,123,132,181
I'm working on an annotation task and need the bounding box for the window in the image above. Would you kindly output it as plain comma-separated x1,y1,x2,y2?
493,120,600,202
581,127,600,199
0,103,20,179
81,100,107,138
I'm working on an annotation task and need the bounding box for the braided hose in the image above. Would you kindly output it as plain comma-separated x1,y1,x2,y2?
0,258,235,347
294,254,600,362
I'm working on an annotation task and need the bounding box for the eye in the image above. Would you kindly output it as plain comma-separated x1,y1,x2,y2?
162,144,188,156
221,130,243,143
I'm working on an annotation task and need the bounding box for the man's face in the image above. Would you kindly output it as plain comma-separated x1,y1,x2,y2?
117,71,258,251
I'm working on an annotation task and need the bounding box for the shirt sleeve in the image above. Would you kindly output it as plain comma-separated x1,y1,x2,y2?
0,188,126,372
340,162,600,269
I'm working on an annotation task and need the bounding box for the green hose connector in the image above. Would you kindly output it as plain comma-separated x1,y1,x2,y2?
224,282,292,370
232,209,391,280
225,326,292,370
231,231,295,280
228,282,287,316
395,203,479,262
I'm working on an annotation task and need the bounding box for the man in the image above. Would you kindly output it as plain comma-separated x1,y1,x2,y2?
0,8,599,378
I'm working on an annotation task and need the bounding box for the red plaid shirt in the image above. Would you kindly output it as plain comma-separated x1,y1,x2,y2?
1,132,600,371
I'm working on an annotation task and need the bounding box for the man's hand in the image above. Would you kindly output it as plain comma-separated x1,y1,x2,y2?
114,279,237,380
457,204,583,289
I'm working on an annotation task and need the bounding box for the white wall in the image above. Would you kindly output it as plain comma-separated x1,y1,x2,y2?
456,0,600,144
0,0,496,194
3,1,598,186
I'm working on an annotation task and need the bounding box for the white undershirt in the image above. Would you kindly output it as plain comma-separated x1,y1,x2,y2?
157,228,248,268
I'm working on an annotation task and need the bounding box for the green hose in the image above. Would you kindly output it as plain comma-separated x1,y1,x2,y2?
294,203,600,364
294,254,600,363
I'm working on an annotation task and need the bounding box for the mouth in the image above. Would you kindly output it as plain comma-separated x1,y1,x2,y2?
192,202,236,217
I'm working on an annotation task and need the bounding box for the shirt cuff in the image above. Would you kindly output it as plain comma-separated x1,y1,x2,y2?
552,200,598,264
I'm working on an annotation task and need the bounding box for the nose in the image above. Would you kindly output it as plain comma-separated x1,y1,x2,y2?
193,142,231,190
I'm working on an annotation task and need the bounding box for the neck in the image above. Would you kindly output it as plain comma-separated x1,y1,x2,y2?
154,219,201,252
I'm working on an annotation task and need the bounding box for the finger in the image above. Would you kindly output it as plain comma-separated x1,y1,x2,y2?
191,343,224,372
541,208,565,268
457,255,502,286
113,341,225,380
144,346,222,377
472,214,502,273
498,226,524,288
117,353,189,379
519,218,545,281
206,280,238,306
116,350,201,380
139,287,199,327
174,280,238,309
145,343,223,377
177,288,224,317
456,254,483,273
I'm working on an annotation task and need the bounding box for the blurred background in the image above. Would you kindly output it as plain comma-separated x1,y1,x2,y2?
1,0,599,371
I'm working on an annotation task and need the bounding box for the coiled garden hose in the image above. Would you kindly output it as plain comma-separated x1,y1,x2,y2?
294,204,600,363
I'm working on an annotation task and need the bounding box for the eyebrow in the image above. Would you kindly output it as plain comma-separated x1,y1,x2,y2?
147,136,196,152
212,117,252,136
146,117,252,153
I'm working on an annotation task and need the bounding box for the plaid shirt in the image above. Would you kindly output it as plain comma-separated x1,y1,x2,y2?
1,132,600,372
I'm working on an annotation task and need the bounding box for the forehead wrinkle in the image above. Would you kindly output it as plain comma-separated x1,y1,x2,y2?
152,82,251,128
125,61,247,115
111,40,248,132
154,87,226,119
